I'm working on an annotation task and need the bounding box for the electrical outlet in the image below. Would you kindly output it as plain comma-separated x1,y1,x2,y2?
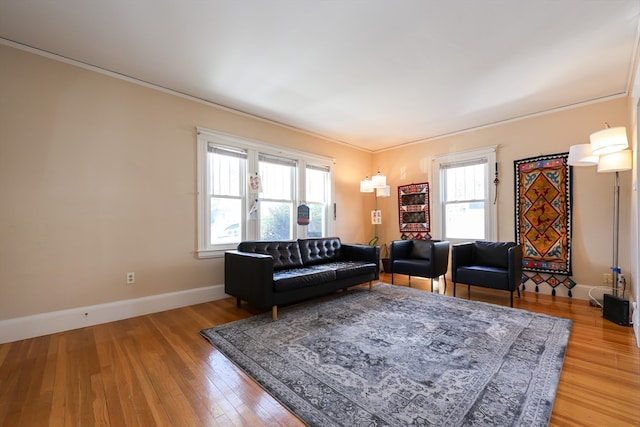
126,272,135,284
603,273,613,284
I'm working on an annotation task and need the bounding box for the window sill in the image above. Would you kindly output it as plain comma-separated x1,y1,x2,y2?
196,248,229,259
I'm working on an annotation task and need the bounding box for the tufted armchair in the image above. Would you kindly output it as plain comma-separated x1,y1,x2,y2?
389,239,450,292
451,241,523,307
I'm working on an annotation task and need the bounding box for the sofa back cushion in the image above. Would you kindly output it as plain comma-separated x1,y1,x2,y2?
410,239,433,260
298,237,342,265
473,241,516,269
237,240,303,270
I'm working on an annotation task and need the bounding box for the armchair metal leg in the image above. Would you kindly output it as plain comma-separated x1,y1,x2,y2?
430,278,434,293
391,273,394,284
517,287,521,298
442,275,447,294
453,282,456,297
510,291,514,307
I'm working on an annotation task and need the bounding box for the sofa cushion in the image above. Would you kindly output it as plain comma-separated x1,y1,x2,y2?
456,265,511,290
273,267,336,292
410,240,432,260
473,241,515,269
299,237,342,265
237,240,303,270
311,261,378,280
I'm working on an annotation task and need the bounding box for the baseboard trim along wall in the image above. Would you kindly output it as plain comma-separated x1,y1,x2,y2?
0,284,228,344
1,281,629,344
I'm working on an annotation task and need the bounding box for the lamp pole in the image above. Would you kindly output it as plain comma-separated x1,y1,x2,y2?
612,171,620,296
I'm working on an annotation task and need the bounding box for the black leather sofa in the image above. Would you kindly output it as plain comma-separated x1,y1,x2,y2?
225,237,380,320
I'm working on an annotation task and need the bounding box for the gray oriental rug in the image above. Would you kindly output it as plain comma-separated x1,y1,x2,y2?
200,283,571,426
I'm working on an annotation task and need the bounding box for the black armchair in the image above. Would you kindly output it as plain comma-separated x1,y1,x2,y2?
389,239,450,292
451,241,523,307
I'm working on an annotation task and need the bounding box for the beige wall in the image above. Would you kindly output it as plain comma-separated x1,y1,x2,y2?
0,45,373,319
371,98,633,292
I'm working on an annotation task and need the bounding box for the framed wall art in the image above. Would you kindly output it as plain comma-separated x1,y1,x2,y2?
398,182,431,240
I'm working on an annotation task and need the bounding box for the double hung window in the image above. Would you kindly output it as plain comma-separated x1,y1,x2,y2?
305,164,331,238
258,154,297,240
432,147,497,242
207,145,247,245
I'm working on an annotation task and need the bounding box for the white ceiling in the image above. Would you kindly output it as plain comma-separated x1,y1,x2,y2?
1,1,639,152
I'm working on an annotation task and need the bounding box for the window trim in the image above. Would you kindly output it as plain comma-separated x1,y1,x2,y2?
431,146,497,243
196,127,335,258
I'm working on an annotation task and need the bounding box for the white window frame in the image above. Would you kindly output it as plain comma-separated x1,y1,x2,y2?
196,127,335,258
431,146,497,243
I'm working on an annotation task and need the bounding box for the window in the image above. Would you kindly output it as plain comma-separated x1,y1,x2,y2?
258,154,297,240
305,164,331,238
196,128,334,258
208,145,247,245
432,147,497,242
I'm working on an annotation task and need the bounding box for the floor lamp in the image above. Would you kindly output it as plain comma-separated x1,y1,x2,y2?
360,171,391,244
568,124,633,297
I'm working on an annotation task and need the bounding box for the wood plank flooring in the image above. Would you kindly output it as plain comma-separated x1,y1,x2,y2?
1,274,638,426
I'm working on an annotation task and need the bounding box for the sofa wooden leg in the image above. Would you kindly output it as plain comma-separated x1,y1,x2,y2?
369,281,373,291
272,306,278,321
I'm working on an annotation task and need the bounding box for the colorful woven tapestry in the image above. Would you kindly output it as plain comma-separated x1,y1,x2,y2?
398,182,431,240
514,153,572,275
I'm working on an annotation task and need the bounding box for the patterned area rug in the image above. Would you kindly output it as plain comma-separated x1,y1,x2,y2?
201,284,571,426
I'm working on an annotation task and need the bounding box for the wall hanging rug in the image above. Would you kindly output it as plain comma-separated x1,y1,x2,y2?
514,153,572,280
201,284,571,427
398,182,431,240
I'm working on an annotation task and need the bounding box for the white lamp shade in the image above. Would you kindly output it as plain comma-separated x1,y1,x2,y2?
597,149,632,173
376,185,391,197
590,126,629,155
371,171,387,188
360,177,374,192
567,144,598,166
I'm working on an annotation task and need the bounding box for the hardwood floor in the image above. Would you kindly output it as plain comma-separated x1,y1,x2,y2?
1,274,638,426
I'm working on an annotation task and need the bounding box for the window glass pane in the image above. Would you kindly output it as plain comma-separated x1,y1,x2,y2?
305,165,329,237
210,197,242,244
306,167,329,203
260,201,292,240
259,156,295,200
445,163,486,202
307,203,325,237
209,151,243,197
444,202,485,239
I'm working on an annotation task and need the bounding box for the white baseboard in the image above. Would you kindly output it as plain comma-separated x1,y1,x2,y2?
0,284,228,344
